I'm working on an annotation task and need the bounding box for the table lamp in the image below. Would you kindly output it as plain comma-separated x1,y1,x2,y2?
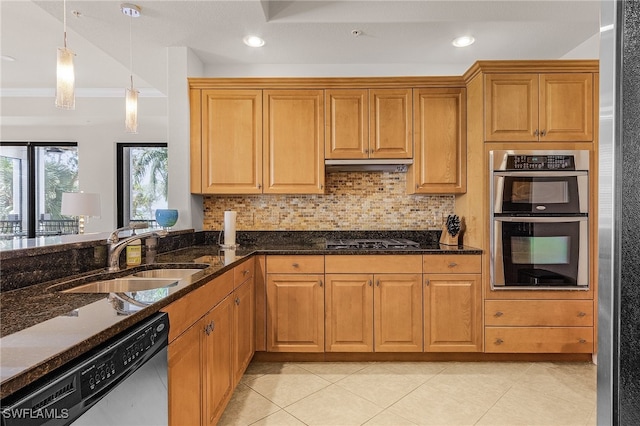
61,192,101,234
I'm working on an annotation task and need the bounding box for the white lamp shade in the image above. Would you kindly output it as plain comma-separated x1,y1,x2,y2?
125,87,139,133
61,192,101,217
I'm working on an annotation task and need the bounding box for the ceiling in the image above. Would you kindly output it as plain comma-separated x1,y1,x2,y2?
0,0,600,128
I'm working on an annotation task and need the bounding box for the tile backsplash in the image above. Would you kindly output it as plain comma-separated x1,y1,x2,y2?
203,172,454,231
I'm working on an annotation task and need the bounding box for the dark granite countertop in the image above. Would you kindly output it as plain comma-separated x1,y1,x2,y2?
0,237,480,399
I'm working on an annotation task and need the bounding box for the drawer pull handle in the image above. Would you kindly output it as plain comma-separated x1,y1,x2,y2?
579,339,587,344
425,279,430,286
368,280,373,287
243,269,250,276
534,129,540,137
292,263,299,268
376,279,380,287
319,280,323,287
235,297,240,305
494,311,504,317
448,262,458,268
495,338,504,345
541,129,547,137
577,312,586,317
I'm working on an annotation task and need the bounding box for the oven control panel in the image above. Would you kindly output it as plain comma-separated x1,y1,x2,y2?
507,155,575,170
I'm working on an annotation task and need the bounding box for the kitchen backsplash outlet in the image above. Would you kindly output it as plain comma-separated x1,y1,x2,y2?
203,172,455,231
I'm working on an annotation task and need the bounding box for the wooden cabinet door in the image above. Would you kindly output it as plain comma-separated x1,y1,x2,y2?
325,89,369,159
266,273,325,352
374,273,423,352
484,74,539,142
424,274,482,352
168,321,202,426
200,89,263,194
410,88,466,194
539,73,593,141
233,278,255,385
369,89,413,158
263,90,325,194
202,296,234,426
325,274,374,352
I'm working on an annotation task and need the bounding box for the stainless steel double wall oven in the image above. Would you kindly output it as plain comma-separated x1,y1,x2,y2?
490,150,590,289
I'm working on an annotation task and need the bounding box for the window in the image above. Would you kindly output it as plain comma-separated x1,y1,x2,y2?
0,142,78,238
117,143,168,228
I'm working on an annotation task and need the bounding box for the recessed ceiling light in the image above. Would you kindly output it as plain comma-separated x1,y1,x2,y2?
452,36,475,48
1,55,16,62
243,35,265,47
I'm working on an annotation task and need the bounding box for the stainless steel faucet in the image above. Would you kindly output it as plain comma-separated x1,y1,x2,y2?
107,223,168,271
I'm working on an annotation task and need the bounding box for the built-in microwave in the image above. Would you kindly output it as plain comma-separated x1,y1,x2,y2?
490,150,590,290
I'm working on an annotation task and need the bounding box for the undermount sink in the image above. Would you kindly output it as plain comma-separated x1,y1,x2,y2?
55,263,209,294
62,277,180,293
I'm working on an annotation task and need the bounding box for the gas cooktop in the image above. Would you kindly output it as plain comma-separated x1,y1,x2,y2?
325,238,420,250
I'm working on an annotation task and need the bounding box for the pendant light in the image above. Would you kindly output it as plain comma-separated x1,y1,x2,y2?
55,0,75,109
122,3,141,133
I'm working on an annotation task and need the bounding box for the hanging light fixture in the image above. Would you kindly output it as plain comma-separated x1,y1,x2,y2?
122,3,141,133
55,0,75,109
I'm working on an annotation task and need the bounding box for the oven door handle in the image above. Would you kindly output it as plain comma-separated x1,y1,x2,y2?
493,171,588,177
494,216,588,223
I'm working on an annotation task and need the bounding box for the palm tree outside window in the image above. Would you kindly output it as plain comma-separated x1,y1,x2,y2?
117,143,168,228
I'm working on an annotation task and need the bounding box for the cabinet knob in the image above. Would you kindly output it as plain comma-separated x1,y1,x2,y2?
577,311,586,317
243,269,250,276
579,339,587,344
235,297,240,305
495,338,504,345
534,129,540,137
205,320,215,336
541,129,547,137
494,311,504,317
257,184,262,189
368,280,373,287
448,262,458,268
319,280,323,287
376,279,380,287
292,263,299,268
425,279,430,286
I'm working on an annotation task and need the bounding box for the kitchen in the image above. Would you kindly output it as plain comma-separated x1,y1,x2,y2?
1,0,638,425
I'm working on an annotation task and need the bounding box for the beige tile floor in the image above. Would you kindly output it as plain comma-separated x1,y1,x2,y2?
219,361,596,426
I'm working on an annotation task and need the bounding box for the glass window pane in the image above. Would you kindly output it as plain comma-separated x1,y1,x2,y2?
0,146,27,238
122,146,168,228
35,146,78,236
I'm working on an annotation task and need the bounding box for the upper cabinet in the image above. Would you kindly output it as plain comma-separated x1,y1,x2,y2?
325,88,413,160
197,90,263,194
484,73,594,142
263,90,325,194
190,87,324,195
408,88,467,194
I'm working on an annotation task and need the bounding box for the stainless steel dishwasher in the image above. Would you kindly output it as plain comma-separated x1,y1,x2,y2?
0,312,169,426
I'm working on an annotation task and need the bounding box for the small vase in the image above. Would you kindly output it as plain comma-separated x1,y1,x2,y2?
155,209,178,230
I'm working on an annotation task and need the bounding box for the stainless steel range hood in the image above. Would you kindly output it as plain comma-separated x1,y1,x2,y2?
325,159,412,173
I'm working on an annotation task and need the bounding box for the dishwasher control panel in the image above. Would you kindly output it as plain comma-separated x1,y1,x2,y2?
80,315,169,398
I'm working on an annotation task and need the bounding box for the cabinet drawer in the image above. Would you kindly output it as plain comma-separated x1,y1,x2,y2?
325,255,422,273
162,269,234,342
485,300,593,326
424,255,481,274
485,327,593,353
234,257,255,288
266,255,324,274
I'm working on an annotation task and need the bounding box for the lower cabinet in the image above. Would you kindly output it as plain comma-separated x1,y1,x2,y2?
484,299,594,353
266,255,325,352
423,255,483,352
233,277,255,384
165,258,256,426
325,273,423,352
167,296,233,426
423,273,482,352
